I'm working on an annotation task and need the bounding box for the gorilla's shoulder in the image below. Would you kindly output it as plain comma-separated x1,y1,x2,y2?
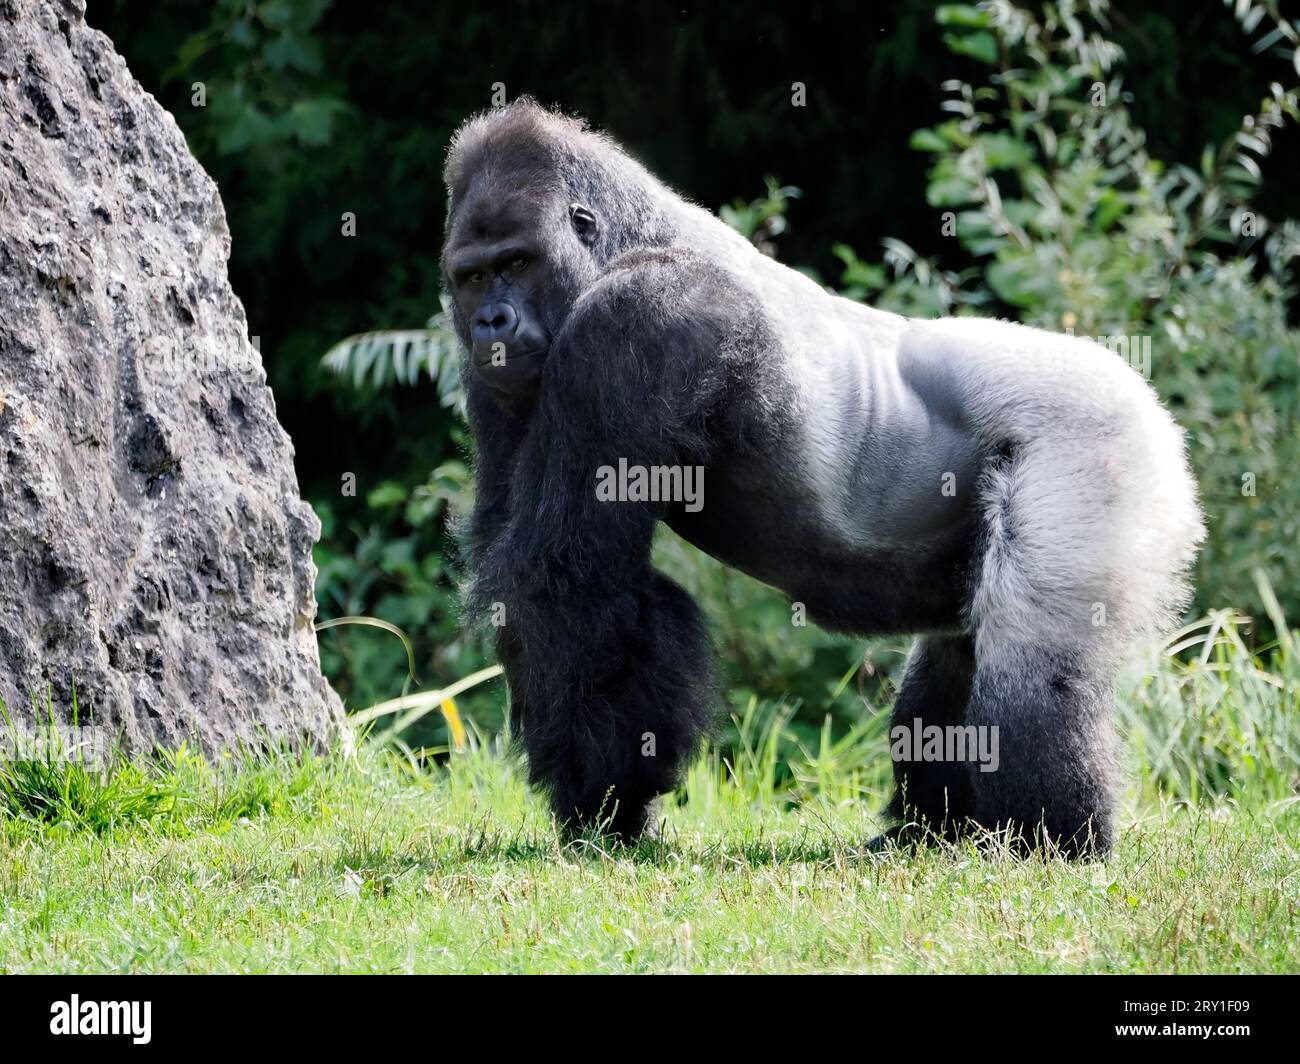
550,246,772,383
577,247,760,315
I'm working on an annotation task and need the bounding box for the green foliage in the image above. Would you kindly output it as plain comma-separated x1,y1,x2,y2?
320,297,464,406
1124,602,1300,804
718,176,802,256
313,456,501,736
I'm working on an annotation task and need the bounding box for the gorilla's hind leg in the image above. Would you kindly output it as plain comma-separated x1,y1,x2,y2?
878,634,976,848
965,643,1118,858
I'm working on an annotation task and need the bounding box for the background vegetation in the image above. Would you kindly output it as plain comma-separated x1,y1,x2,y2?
90,0,1300,762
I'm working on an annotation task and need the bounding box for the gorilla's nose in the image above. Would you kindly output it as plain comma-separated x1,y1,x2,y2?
471,301,520,347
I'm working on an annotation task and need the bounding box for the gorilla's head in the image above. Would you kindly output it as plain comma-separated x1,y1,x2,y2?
441,100,674,398
441,182,599,398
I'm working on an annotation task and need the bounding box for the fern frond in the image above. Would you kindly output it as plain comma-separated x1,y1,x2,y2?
321,299,465,410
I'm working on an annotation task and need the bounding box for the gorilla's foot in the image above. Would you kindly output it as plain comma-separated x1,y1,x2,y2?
863,822,930,856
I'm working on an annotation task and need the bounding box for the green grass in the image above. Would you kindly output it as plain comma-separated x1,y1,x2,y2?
1,606,1296,973
0,739,1294,973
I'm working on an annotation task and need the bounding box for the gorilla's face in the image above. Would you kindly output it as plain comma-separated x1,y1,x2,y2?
443,185,600,398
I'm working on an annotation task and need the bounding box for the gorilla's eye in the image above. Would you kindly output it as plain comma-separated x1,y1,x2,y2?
510,257,528,272
569,203,599,246
466,270,485,285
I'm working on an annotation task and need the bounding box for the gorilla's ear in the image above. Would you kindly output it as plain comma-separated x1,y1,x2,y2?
569,202,599,247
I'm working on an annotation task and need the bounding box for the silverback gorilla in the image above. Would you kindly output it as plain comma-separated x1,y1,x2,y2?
441,100,1203,856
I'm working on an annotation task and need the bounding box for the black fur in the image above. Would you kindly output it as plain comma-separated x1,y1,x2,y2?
886,635,976,840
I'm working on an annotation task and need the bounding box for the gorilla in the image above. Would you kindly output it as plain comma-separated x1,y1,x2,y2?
440,99,1203,856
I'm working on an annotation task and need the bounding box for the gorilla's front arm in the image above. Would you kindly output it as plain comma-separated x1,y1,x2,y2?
469,251,749,837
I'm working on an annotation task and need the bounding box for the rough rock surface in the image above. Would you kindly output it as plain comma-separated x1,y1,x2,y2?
0,0,344,752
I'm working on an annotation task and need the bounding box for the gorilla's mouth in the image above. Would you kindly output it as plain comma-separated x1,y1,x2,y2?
473,348,548,396
472,347,546,369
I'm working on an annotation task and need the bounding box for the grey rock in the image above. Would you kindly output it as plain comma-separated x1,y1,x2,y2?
0,0,344,753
